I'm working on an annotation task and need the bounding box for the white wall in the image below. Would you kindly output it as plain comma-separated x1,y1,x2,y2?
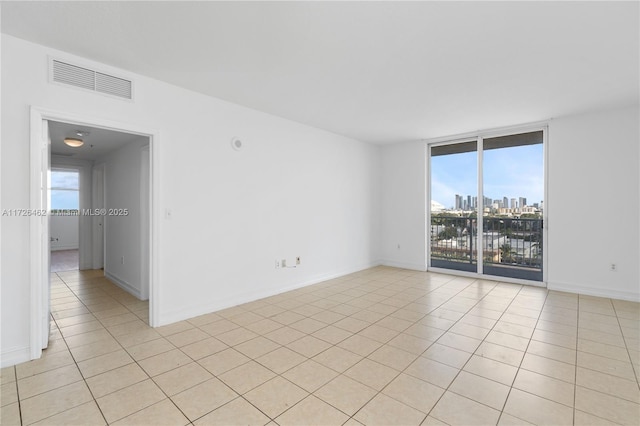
96,138,148,300
546,106,640,300
50,215,78,250
378,105,640,302
0,35,380,366
378,142,426,270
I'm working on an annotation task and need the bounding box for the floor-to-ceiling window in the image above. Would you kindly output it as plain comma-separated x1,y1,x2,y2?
430,140,478,273
429,130,544,282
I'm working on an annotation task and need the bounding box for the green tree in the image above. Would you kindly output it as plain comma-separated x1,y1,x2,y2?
500,244,513,263
438,227,458,240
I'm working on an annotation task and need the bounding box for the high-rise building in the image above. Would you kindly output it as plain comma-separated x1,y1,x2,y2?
519,197,527,208
511,198,517,210
455,194,462,210
503,197,509,209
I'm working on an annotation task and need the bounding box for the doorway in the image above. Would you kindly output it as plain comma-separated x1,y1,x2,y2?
48,120,151,295
29,107,158,360
50,168,80,272
428,128,546,283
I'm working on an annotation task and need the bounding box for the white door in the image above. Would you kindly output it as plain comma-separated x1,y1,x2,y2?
92,164,105,269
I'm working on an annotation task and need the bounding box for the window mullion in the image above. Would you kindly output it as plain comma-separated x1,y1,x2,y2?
477,136,484,275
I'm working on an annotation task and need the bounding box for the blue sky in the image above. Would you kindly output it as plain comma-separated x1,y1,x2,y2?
50,170,79,210
431,144,543,209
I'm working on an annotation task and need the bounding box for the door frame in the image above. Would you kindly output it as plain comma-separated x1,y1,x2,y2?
29,106,161,359
425,120,549,287
31,115,51,352
91,163,105,270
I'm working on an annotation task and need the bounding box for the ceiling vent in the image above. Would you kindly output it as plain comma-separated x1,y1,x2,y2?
51,59,133,100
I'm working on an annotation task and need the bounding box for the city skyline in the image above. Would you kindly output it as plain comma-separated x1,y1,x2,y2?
449,193,539,211
431,144,544,209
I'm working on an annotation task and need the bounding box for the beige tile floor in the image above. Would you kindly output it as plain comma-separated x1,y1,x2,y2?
50,249,79,273
1,267,639,425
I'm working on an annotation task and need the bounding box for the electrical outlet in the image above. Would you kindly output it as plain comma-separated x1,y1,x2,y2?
282,259,287,268
610,263,617,272
275,260,280,269
296,256,301,265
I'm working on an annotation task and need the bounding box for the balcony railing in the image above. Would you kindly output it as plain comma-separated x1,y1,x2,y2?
430,215,543,281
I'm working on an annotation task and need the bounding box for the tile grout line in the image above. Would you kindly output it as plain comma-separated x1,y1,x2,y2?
492,285,549,425
215,273,434,423
430,281,535,425
16,365,24,426
26,271,570,425
82,286,195,425
225,273,459,424
52,271,196,426
47,272,110,426
350,276,506,424
326,278,463,424
572,294,580,425
569,297,634,425
208,273,393,423
13,267,638,426
569,296,640,425
354,277,488,414
131,271,419,423
610,300,640,391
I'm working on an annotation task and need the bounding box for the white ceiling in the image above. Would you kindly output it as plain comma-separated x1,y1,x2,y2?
49,121,145,161
2,1,638,144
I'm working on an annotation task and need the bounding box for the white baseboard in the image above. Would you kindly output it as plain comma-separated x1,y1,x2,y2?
51,245,79,251
105,271,143,300
548,281,640,302
1,345,30,368
156,261,380,327
378,259,426,271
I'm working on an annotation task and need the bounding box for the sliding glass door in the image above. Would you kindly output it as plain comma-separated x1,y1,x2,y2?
430,140,478,273
429,130,544,282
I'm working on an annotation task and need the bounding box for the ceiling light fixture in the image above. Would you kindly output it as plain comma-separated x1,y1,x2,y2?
64,137,84,147
64,130,90,148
